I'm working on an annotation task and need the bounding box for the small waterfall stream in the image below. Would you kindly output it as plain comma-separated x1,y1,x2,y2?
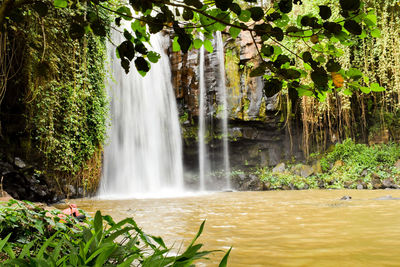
215,31,231,189
198,33,209,191
99,30,184,198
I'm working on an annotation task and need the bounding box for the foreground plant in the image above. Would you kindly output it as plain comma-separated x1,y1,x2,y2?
0,200,231,266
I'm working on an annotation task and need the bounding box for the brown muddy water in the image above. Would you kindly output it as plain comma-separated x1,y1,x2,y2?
71,190,400,266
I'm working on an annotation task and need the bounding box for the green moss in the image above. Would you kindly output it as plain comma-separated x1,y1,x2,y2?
5,2,111,192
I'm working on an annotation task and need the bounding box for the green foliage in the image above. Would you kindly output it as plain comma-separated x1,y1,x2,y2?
323,139,400,170
256,139,400,190
0,200,230,266
2,0,382,99
0,199,83,246
16,5,110,178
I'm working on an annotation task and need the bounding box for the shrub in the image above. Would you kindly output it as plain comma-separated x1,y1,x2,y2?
0,200,231,266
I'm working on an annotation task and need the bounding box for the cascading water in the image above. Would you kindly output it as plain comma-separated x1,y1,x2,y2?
99,30,184,198
215,31,231,189
198,34,209,191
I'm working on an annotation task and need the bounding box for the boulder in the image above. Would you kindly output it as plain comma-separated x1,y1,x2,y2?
291,164,314,177
344,180,353,189
371,173,383,189
382,178,398,189
357,181,367,190
14,157,27,169
312,161,322,174
272,162,286,173
240,174,264,191
299,165,314,178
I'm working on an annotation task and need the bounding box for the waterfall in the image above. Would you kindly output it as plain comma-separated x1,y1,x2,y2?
215,32,231,189
99,30,184,198
198,33,209,191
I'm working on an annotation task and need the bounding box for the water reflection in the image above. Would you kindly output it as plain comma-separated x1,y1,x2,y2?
71,190,400,266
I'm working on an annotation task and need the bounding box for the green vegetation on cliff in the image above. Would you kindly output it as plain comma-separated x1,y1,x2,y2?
0,2,110,196
256,139,400,190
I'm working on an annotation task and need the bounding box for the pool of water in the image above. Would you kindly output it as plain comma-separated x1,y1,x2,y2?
69,190,400,266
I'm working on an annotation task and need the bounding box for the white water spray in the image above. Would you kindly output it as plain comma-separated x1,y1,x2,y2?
99,30,184,199
198,34,208,191
215,31,231,189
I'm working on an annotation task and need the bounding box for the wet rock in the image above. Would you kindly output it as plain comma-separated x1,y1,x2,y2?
240,174,264,191
272,163,285,173
340,196,352,200
357,181,367,190
291,164,314,178
312,161,322,174
360,169,368,177
382,178,397,189
14,157,26,169
371,173,383,189
344,181,354,189
299,165,314,178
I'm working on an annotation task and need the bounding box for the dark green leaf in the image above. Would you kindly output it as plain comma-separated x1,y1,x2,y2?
218,247,232,267
274,54,290,68
311,68,328,87
300,16,311,27
344,20,362,35
302,51,312,63
278,0,293,13
135,41,148,55
340,0,360,11
250,64,267,77
135,57,150,72
178,34,192,53
229,3,241,15
326,59,341,72
91,19,107,37
286,26,301,33
248,7,264,21
69,23,85,40
319,5,331,20
323,22,342,34
264,78,282,97
261,45,274,57
266,12,281,21
215,0,233,11
182,8,194,20
9,9,24,23
271,27,284,41
33,2,48,17
184,0,203,9
117,41,135,61
285,69,301,79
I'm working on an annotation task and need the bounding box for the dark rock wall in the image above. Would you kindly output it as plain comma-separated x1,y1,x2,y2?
168,31,304,173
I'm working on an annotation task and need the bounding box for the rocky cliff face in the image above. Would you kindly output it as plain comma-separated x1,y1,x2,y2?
168,31,303,174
